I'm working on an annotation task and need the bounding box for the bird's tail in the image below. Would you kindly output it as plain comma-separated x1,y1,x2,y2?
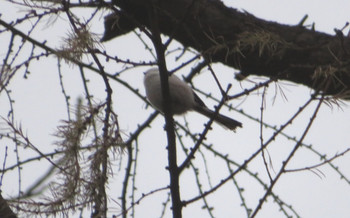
194,106,242,131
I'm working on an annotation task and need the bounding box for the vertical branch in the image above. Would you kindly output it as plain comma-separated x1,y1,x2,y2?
147,3,182,218
57,59,71,121
121,144,133,218
260,86,273,182
130,141,138,218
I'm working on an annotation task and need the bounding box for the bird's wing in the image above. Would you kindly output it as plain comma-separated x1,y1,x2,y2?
193,91,207,108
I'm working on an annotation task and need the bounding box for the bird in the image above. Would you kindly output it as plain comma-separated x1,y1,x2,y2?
143,68,242,131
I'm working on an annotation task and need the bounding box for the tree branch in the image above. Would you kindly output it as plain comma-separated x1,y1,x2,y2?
103,0,350,99
147,3,183,218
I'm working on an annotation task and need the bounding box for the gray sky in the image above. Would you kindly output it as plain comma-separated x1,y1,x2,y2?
0,0,350,217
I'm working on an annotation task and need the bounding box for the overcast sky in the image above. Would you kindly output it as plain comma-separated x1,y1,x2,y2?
0,1,350,217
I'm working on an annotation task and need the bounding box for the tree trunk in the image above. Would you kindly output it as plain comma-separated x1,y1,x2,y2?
103,0,350,99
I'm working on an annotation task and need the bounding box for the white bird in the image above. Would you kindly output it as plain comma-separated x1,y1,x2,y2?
143,68,242,131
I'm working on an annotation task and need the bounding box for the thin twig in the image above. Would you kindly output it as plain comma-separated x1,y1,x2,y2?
250,96,324,218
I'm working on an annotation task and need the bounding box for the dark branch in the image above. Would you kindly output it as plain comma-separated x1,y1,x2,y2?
103,0,350,99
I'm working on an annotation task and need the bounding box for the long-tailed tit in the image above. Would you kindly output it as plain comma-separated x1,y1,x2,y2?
143,68,242,130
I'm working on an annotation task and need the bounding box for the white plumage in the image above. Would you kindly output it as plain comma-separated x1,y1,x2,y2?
143,68,242,130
